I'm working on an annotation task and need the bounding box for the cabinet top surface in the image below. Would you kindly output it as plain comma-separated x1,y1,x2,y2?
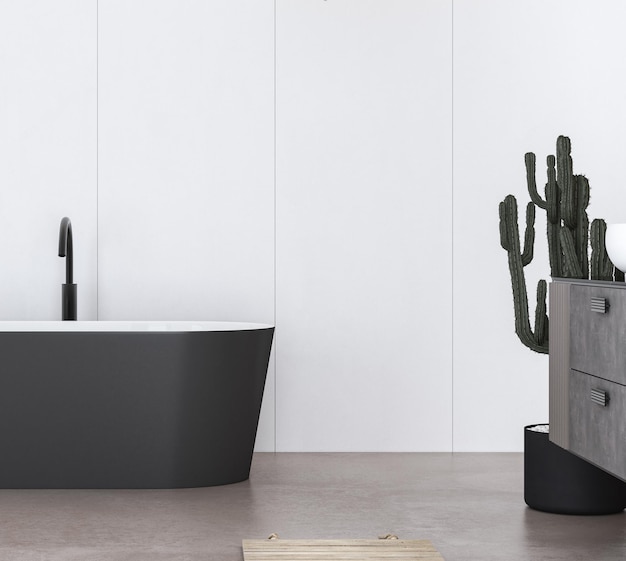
551,278,626,289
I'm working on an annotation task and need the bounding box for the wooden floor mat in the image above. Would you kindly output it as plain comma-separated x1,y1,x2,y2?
242,538,445,560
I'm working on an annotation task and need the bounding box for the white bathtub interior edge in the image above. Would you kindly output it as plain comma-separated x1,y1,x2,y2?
0,321,274,332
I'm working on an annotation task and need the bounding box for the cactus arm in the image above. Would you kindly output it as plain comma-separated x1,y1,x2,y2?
544,157,562,276
590,219,601,280
521,202,535,266
547,222,562,277
600,220,612,280
560,227,584,278
499,201,510,251
554,138,589,278
500,195,549,354
545,156,558,223
577,175,590,211
500,198,535,267
575,175,590,278
534,279,548,347
577,213,590,279
558,135,577,229
525,152,547,209
590,219,615,281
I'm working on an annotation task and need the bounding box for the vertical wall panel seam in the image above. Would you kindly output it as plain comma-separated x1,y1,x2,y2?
96,0,99,321
451,0,455,453
273,0,277,453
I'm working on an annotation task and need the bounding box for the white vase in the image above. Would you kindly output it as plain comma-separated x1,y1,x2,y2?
605,223,626,272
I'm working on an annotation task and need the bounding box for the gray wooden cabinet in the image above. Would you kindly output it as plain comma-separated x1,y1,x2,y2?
550,279,626,481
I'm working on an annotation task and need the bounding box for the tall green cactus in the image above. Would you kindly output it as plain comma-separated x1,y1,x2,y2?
499,135,619,354
499,196,548,353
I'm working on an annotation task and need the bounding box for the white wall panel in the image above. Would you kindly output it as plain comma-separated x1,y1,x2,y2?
276,0,453,451
0,1,97,320
12,1,625,454
453,0,626,450
97,0,275,450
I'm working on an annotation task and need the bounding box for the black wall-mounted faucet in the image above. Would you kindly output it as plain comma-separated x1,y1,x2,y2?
58,217,77,320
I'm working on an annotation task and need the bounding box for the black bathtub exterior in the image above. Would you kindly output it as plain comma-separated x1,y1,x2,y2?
0,327,274,489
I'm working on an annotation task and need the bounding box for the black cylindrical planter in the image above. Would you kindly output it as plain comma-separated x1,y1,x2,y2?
525,424,626,514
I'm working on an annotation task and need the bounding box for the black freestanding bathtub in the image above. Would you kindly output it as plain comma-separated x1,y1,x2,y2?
0,321,274,489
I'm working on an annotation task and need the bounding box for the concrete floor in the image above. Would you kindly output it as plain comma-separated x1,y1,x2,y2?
0,453,625,560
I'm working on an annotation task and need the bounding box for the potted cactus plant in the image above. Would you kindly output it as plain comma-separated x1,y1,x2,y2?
499,135,626,514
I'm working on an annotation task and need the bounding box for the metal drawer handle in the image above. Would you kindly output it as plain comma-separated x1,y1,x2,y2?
591,297,609,313
591,388,609,407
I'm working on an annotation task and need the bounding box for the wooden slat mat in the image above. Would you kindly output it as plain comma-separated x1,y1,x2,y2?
242,538,445,560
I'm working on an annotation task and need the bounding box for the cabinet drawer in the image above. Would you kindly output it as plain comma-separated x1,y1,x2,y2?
570,284,626,384
569,369,626,481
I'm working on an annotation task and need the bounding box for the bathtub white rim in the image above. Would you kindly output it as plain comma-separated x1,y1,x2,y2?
0,321,274,332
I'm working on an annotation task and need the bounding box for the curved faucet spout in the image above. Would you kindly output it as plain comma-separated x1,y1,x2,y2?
58,217,76,320
58,217,73,284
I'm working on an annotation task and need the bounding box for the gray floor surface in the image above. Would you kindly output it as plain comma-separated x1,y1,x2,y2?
0,453,624,560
